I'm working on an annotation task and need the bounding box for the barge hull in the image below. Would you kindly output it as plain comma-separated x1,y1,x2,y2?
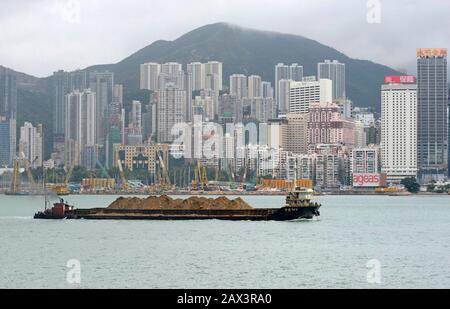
38,207,320,221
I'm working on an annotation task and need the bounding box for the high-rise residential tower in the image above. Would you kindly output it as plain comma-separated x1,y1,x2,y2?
275,63,304,107
318,60,346,101
230,74,248,99
156,84,186,143
248,75,262,98
64,89,97,167
416,48,448,181
88,71,114,145
140,63,161,91
187,62,205,91
19,122,43,168
289,63,304,82
204,61,223,91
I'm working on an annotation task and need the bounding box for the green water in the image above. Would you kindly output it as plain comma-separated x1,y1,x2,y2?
0,194,449,288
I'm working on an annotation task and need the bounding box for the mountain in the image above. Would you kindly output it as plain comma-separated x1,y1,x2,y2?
3,22,403,156
86,22,401,109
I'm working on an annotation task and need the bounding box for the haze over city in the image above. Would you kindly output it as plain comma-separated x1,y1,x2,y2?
1,0,450,77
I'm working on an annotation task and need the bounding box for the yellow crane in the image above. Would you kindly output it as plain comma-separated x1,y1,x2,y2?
117,159,131,191
157,153,171,190
54,153,78,196
8,159,21,194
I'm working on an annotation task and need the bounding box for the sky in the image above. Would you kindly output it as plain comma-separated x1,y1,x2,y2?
0,0,449,77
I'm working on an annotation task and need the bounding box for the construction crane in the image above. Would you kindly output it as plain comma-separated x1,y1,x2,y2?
54,153,78,196
117,159,130,191
157,152,171,190
201,164,208,190
193,160,208,190
7,159,21,195
19,152,37,192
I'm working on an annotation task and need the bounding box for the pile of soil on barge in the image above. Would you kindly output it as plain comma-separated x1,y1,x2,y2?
107,195,253,210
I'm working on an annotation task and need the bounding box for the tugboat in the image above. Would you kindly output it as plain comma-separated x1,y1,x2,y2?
34,198,75,219
286,187,321,216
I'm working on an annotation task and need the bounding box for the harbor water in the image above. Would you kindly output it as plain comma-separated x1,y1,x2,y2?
0,194,449,288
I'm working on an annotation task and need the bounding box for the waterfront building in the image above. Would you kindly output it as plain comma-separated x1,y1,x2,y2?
350,147,379,175
381,76,418,182
416,48,448,182
114,144,169,173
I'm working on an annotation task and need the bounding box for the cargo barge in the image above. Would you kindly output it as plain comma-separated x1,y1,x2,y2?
34,188,321,221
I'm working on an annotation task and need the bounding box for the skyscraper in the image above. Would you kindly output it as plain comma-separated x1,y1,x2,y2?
275,63,304,111
158,63,184,90
0,67,17,167
275,63,290,110
289,63,304,82
278,79,292,115
261,81,273,99
248,75,262,98
140,63,161,91
381,76,418,182
204,61,223,91
0,67,17,120
88,71,114,145
156,84,186,143
187,62,205,91
230,74,248,99
130,100,142,132
416,48,448,181
53,70,88,137
318,60,346,101
64,89,97,167
19,122,43,168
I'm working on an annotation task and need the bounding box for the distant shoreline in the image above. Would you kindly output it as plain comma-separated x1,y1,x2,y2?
1,190,449,197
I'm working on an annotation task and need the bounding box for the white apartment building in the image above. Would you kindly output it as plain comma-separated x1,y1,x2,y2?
64,89,97,167
156,84,186,143
140,63,161,91
248,75,262,98
229,74,248,99
289,79,333,114
187,62,205,91
19,122,43,168
204,61,223,91
381,78,418,182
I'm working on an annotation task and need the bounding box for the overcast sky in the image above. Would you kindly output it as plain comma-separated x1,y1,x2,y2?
0,0,449,77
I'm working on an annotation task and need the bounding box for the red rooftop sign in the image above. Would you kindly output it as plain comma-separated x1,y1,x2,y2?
384,76,416,84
